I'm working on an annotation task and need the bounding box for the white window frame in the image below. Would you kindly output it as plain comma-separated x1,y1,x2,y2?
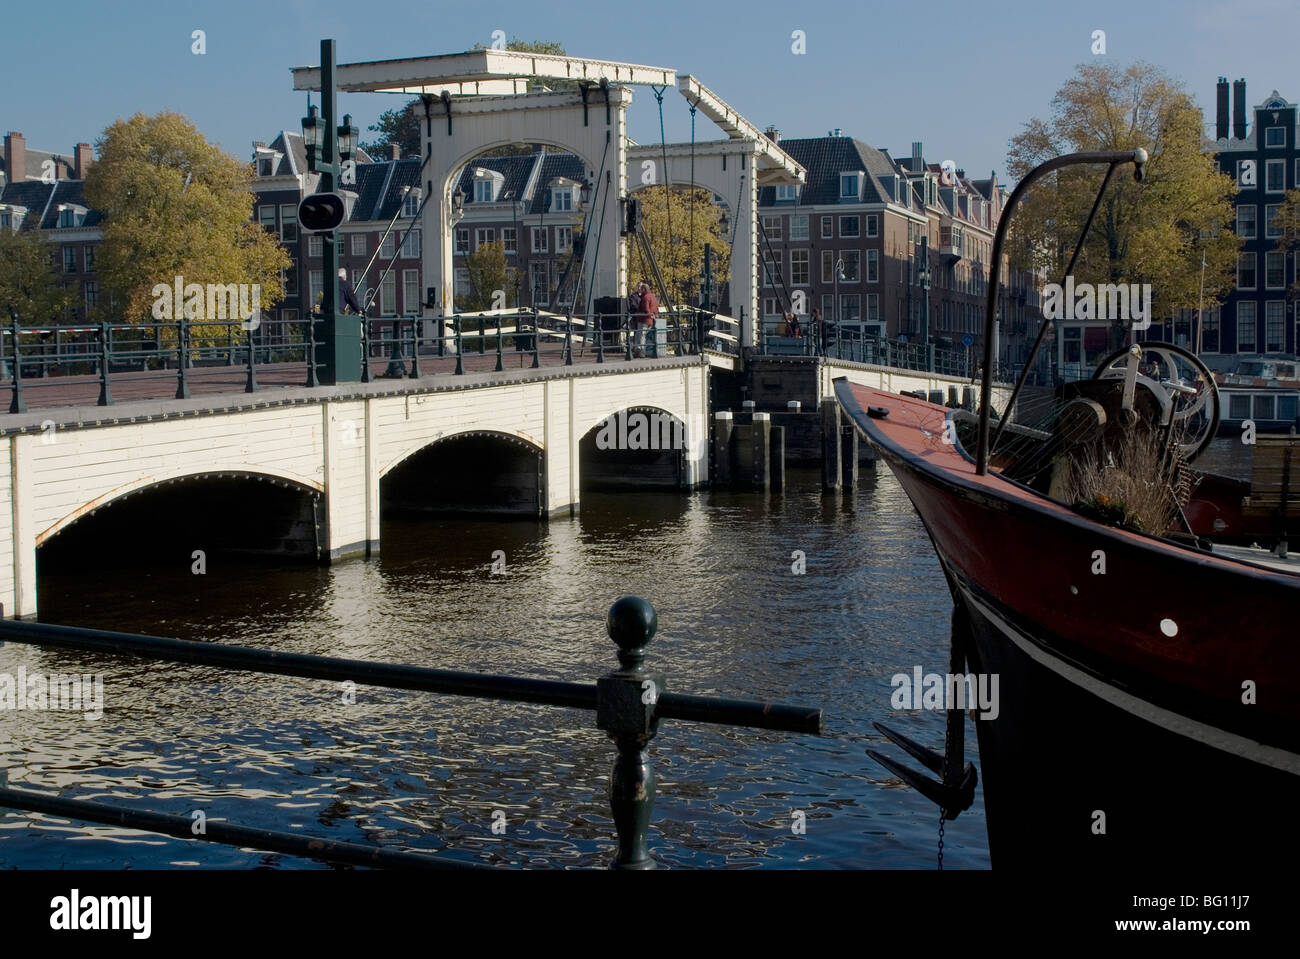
821,216,833,239
790,249,810,286
790,215,809,241
400,230,420,258
866,249,879,283
1237,205,1257,238
532,227,548,253
839,215,860,238
1266,251,1285,289
502,227,517,254
1238,252,1257,290
1266,203,1283,238
455,228,470,255
84,246,95,272
840,173,859,199
403,269,419,314
1266,127,1286,148
556,226,573,253
762,215,782,241
474,228,495,251
1237,301,1257,351
1266,158,1286,193
309,234,323,257
1265,300,1285,350
63,246,77,273
351,234,366,256
775,184,799,202
839,249,860,282
380,272,396,316
865,214,878,237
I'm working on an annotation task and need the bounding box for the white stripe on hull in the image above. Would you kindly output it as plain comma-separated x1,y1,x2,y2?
957,585,1300,778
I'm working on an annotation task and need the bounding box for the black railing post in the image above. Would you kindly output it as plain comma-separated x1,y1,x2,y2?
408,318,421,378
384,320,407,378
495,315,505,372
360,315,371,383
226,324,235,366
305,317,320,388
245,324,258,394
97,321,113,406
596,596,664,870
175,317,190,399
531,309,540,369
7,312,25,414
478,313,485,355
564,313,573,366
454,315,464,375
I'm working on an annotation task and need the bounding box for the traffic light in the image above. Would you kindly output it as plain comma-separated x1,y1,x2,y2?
298,192,346,233
625,196,641,234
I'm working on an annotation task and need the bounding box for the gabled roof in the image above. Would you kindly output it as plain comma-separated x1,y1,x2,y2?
755,136,898,206
455,153,541,206
525,153,586,215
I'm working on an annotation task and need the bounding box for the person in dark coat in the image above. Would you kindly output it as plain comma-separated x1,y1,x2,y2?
338,268,364,315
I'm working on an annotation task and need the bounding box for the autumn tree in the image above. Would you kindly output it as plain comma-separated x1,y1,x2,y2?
0,226,76,325
1006,62,1239,352
84,112,290,347
625,185,731,306
1270,188,1300,294
459,240,520,312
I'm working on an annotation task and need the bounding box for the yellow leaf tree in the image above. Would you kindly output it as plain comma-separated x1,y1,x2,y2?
0,227,76,325
1007,62,1239,353
84,111,291,347
625,185,731,307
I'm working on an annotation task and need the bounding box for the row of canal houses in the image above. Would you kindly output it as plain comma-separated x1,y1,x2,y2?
6,78,1299,372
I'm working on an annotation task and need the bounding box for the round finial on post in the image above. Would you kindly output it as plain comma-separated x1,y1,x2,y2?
607,596,656,669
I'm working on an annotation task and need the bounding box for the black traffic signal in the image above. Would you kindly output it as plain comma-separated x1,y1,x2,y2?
298,192,346,233
625,196,641,234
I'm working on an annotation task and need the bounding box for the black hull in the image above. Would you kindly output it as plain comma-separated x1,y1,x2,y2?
954,577,1300,869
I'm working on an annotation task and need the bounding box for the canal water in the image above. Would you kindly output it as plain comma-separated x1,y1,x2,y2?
1,459,996,869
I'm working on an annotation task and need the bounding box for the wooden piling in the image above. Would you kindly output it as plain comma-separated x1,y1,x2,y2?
770,424,785,491
841,424,858,490
713,410,734,488
821,398,841,491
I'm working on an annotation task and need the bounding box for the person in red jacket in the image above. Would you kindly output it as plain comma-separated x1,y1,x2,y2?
631,281,658,357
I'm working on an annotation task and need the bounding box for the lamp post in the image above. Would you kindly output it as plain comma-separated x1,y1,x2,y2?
300,39,361,383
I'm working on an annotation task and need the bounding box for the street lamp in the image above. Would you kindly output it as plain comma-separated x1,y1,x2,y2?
337,113,358,161
301,105,321,167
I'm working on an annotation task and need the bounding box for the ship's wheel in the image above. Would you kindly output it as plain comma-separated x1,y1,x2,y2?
1092,342,1220,462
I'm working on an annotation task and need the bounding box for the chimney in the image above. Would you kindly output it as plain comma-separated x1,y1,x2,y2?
911,141,923,169
74,142,92,179
764,125,780,143
1216,77,1230,140
1233,78,1247,140
387,143,400,160
4,132,25,183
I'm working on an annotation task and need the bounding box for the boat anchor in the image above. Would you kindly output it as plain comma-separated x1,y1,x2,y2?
868,721,977,819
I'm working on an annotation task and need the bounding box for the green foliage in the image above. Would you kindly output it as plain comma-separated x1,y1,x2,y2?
459,241,520,311
361,102,422,158
1006,62,1240,338
83,111,291,346
0,227,76,324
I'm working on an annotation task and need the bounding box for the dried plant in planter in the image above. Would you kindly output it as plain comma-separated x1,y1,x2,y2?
1060,428,1182,534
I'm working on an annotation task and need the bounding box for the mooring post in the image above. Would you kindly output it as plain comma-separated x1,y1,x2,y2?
713,410,734,488
821,398,841,491
841,423,858,490
750,413,772,490
770,423,786,491
596,596,664,870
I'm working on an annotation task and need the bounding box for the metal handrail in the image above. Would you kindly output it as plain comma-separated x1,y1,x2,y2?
0,597,822,870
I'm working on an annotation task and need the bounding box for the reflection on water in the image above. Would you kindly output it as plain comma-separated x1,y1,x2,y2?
2,467,987,869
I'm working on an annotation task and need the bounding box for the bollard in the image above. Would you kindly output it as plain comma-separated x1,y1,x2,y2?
97,322,113,407
596,596,664,870
175,318,190,400
713,410,734,487
409,319,421,378
821,398,841,491
245,326,258,394
495,317,505,372
746,413,772,491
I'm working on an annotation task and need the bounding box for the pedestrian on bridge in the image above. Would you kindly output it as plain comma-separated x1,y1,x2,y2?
631,281,657,357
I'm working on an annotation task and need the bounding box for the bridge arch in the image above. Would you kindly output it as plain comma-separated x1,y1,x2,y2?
579,405,700,490
381,428,546,517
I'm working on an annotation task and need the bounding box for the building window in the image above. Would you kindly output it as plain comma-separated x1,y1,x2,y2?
1266,159,1286,193
839,294,861,321
279,204,297,242
822,250,835,283
1237,301,1257,351
839,250,860,282
454,267,470,296
865,293,879,321
381,232,396,258
258,158,274,177
349,234,365,257
63,247,76,273
403,270,419,314
455,228,470,255
532,227,548,253
283,266,297,296
839,215,860,238
556,226,573,253
474,179,495,203
790,215,809,241
1266,301,1285,350
1238,252,1257,289
400,230,420,258
762,250,781,287
403,190,421,217
308,234,322,257
1266,203,1283,238
866,214,878,237
1237,205,1257,238
530,262,549,305
84,246,95,272
502,227,517,254
378,273,395,315
866,249,879,283
762,297,780,318
59,208,74,228
1266,251,1285,288
762,215,782,241
790,249,809,285
821,216,833,239
1266,127,1286,148
840,173,859,199
551,188,573,212
259,206,277,233
84,281,98,310
821,294,834,318
309,270,323,306
775,184,799,202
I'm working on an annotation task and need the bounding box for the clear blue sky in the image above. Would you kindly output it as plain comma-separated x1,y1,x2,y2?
2,0,1297,183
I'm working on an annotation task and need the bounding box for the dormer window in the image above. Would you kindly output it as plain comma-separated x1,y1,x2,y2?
57,204,87,228
775,184,799,202
839,173,861,199
253,148,283,177
258,158,274,176
472,168,504,203
403,188,421,217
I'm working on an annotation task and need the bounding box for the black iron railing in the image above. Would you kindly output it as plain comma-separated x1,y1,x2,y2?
0,596,822,870
0,307,741,412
